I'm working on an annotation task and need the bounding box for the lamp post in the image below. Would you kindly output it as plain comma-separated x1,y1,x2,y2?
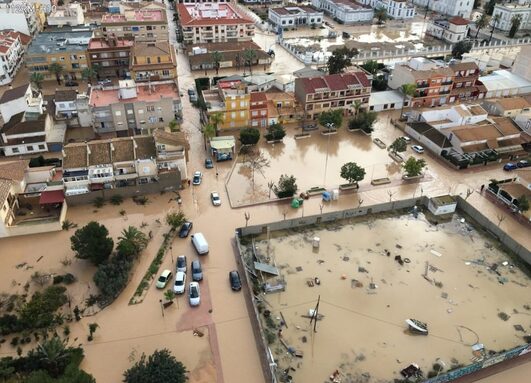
159,299,164,317
323,122,334,186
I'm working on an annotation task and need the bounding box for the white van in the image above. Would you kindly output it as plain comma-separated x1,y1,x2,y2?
191,232,209,255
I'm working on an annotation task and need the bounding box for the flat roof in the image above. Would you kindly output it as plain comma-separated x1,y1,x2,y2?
27,30,93,55
369,90,403,106
89,82,179,107
88,37,134,49
210,136,235,150
178,3,253,26
480,70,531,92
102,9,165,23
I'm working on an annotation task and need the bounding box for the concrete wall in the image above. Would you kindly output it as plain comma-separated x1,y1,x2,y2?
4,202,66,238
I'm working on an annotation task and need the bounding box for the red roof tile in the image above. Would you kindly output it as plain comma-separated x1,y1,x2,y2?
298,71,370,93
449,16,470,25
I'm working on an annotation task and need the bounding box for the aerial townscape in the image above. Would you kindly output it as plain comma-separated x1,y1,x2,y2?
0,0,530,382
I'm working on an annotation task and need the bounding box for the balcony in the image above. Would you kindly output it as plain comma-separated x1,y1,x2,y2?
416,82,429,88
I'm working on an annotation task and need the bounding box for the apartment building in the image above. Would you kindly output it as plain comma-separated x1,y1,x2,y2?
250,92,268,128
426,16,470,43
186,41,272,71
87,35,134,79
359,0,416,19
0,30,24,85
294,70,371,120
47,3,85,27
98,6,168,42
177,2,255,44
130,41,177,82
268,6,324,29
152,128,189,181
492,0,531,32
0,83,43,125
26,29,92,81
482,97,531,117
311,0,374,24
412,0,473,18
0,0,41,36
202,79,251,130
89,79,181,136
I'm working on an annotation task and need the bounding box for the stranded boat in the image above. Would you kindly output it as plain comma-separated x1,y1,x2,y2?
406,319,429,335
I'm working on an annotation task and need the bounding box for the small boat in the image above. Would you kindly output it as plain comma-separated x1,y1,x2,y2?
406,319,428,335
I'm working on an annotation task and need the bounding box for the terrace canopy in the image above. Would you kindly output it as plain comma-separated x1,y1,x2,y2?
39,190,65,205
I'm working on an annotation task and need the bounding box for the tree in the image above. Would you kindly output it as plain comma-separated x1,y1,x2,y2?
389,137,407,154
374,7,388,24
203,122,216,150
473,0,481,9
209,112,223,131
70,222,114,265
93,255,132,300
265,123,286,141
475,13,489,38
30,72,44,90
402,157,427,177
18,286,68,330
273,174,297,198
164,290,175,302
361,60,379,75
123,349,187,383
243,48,257,76
348,111,377,133
318,109,343,129
400,83,417,116
87,323,99,341
509,14,523,38
32,336,70,378
211,50,223,75
484,0,496,15
166,211,187,230
239,127,260,145
353,100,363,116
451,40,473,59
327,46,358,75
49,63,64,85
516,195,529,212
117,226,148,257
340,162,366,186
243,149,270,190
81,68,97,85
168,120,179,132
490,13,501,42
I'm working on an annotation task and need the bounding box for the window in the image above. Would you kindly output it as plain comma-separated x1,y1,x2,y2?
240,111,245,117
127,110,133,115
38,144,45,150
162,70,170,76
231,112,236,118
159,117,164,122
12,147,19,153
147,106,155,112
149,116,157,123
138,109,144,114
26,145,34,151
147,57,151,64
115,111,122,116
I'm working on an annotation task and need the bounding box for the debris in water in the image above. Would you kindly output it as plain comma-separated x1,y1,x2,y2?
430,250,442,257
193,329,204,337
306,279,314,287
358,267,368,273
342,256,350,261
295,266,303,272
351,279,363,288
403,258,411,263
301,336,307,343
314,277,321,285
396,244,403,249
498,312,510,321
317,259,325,264
513,325,525,332
394,255,404,266
497,276,508,285
441,292,448,299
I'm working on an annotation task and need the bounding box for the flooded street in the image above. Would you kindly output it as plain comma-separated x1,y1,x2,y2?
251,213,531,382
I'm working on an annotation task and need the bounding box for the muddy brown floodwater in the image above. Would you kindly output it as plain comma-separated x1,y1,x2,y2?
251,212,531,382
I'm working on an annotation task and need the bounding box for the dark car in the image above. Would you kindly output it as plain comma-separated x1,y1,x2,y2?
64,80,79,87
191,260,203,281
205,158,213,169
178,221,193,238
517,160,530,168
503,162,518,171
229,270,241,291
176,255,187,273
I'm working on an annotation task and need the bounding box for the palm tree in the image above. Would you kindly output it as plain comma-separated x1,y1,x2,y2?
489,13,501,43
509,14,523,38
168,119,179,132
353,100,362,116
375,7,388,25
211,50,223,75
30,72,44,90
81,67,97,85
475,13,489,38
209,112,223,131
203,122,217,150
400,83,417,117
118,226,148,255
48,63,64,85
243,48,257,76
32,337,69,378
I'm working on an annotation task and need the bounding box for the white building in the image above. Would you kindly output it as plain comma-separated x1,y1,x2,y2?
480,70,531,98
412,0,473,19
0,30,24,85
47,3,85,27
269,6,324,28
359,0,416,19
311,0,374,24
492,0,531,32
512,44,531,81
0,0,39,35
0,83,43,124
368,90,404,111
410,103,488,129
426,16,470,43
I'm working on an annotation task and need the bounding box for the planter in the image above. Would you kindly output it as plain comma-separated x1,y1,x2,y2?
307,187,326,196
371,177,391,186
339,183,359,191
348,127,361,132
388,151,404,163
321,129,337,136
402,174,424,181
360,129,372,136
266,139,283,144
295,133,311,140
372,138,386,149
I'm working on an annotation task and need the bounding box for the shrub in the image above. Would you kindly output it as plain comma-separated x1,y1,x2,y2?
264,123,286,141
93,254,133,300
239,127,261,145
93,197,105,208
110,195,124,205
18,286,68,330
165,212,187,230
273,174,297,198
348,111,377,133
62,273,76,285
70,222,114,266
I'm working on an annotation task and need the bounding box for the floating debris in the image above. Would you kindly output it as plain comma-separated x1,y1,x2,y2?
342,256,350,262
498,312,510,321
295,266,303,272
430,250,442,257
514,325,525,332
358,267,368,273
351,279,363,288
193,329,204,337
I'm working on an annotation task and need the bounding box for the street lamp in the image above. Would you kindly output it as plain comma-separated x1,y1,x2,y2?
323,122,334,186
159,299,165,317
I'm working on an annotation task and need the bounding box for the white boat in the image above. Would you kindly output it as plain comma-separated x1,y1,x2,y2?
406,319,428,334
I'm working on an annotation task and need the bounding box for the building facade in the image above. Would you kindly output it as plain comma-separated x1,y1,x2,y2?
426,16,469,43
294,70,371,120
130,41,177,82
202,79,251,130
98,6,168,42
87,36,134,79
492,0,531,32
412,0,473,18
268,6,324,29
0,0,41,36
46,3,85,27
186,41,272,71
0,83,43,124
359,0,416,19
311,0,374,24
0,30,24,85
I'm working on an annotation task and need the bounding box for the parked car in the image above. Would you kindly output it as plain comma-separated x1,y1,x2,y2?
187,88,196,95
517,160,530,168
191,260,203,281
411,145,424,154
178,221,193,238
176,255,187,273
216,152,232,161
211,192,221,206
189,282,201,306
503,162,518,171
173,271,186,294
401,136,411,144
191,233,209,255
64,80,79,87
229,270,242,291
205,158,214,169
156,269,172,289
98,79,112,86
192,171,202,185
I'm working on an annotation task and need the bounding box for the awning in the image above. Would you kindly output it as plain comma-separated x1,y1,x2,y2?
39,190,65,205
90,183,104,191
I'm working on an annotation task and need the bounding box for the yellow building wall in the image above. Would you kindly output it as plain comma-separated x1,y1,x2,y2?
27,53,88,80
218,93,250,130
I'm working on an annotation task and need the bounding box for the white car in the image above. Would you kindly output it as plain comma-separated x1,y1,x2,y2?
156,269,172,289
173,271,186,294
211,192,221,206
401,136,411,144
176,255,187,273
189,281,201,306
192,171,202,185
411,145,424,154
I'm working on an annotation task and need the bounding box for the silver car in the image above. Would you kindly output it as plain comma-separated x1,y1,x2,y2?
191,260,203,281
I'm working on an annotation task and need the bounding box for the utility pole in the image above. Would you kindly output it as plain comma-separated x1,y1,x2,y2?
309,295,321,333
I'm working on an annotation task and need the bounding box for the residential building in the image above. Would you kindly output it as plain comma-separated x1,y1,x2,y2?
153,128,189,182
177,2,255,44
482,97,531,117
89,79,182,136
87,36,134,79
47,3,85,27
202,79,250,130
426,16,470,43
265,89,302,124
0,30,24,85
359,0,416,19
0,112,59,156
250,92,268,128
53,90,78,120
511,44,531,82
268,6,324,29
368,90,404,112
479,69,531,98
411,0,473,18
98,6,168,42
0,83,43,125
130,41,177,82
492,0,531,32
410,103,488,128
186,41,272,72
311,0,374,24
0,0,40,36
294,70,371,120
240,0,282,3
26,28,92,81
389,58,486,108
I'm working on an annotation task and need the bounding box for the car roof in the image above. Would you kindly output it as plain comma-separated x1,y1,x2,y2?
178,255,186,259
176,271,185,279
211,192,219,196
161,269,171,277
192,259,200,266
190,281,199,287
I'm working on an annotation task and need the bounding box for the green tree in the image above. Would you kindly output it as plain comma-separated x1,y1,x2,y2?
374,7,388,24
118,226,148,257
33,336,70,378
318,109,343,129
509,14,523,38
243,48,257,76
516,195,529,212
265,123,286,141
489,13,501,42
484,0,496,15
239,127,260,145
402,157,427,177
340,162,366,186
93,255,132,300
473,0,481,9
18,286,68,330
49,63,64,85
273,174,297,198
209,112,223,131
87,323,99,341
362,60,379,75
211,50,223,75
451,40,473,59
327,46,358,75
348,111,377,133
81,68,97,85
203,122,216,150
164,290,175,302
389,137,407,154
475,13,489,38
400,83,417,116
70,222,114,265
353,100,363,116
123,349,188,383
30,72,45,90
168,120,179,132
166,211,187,230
